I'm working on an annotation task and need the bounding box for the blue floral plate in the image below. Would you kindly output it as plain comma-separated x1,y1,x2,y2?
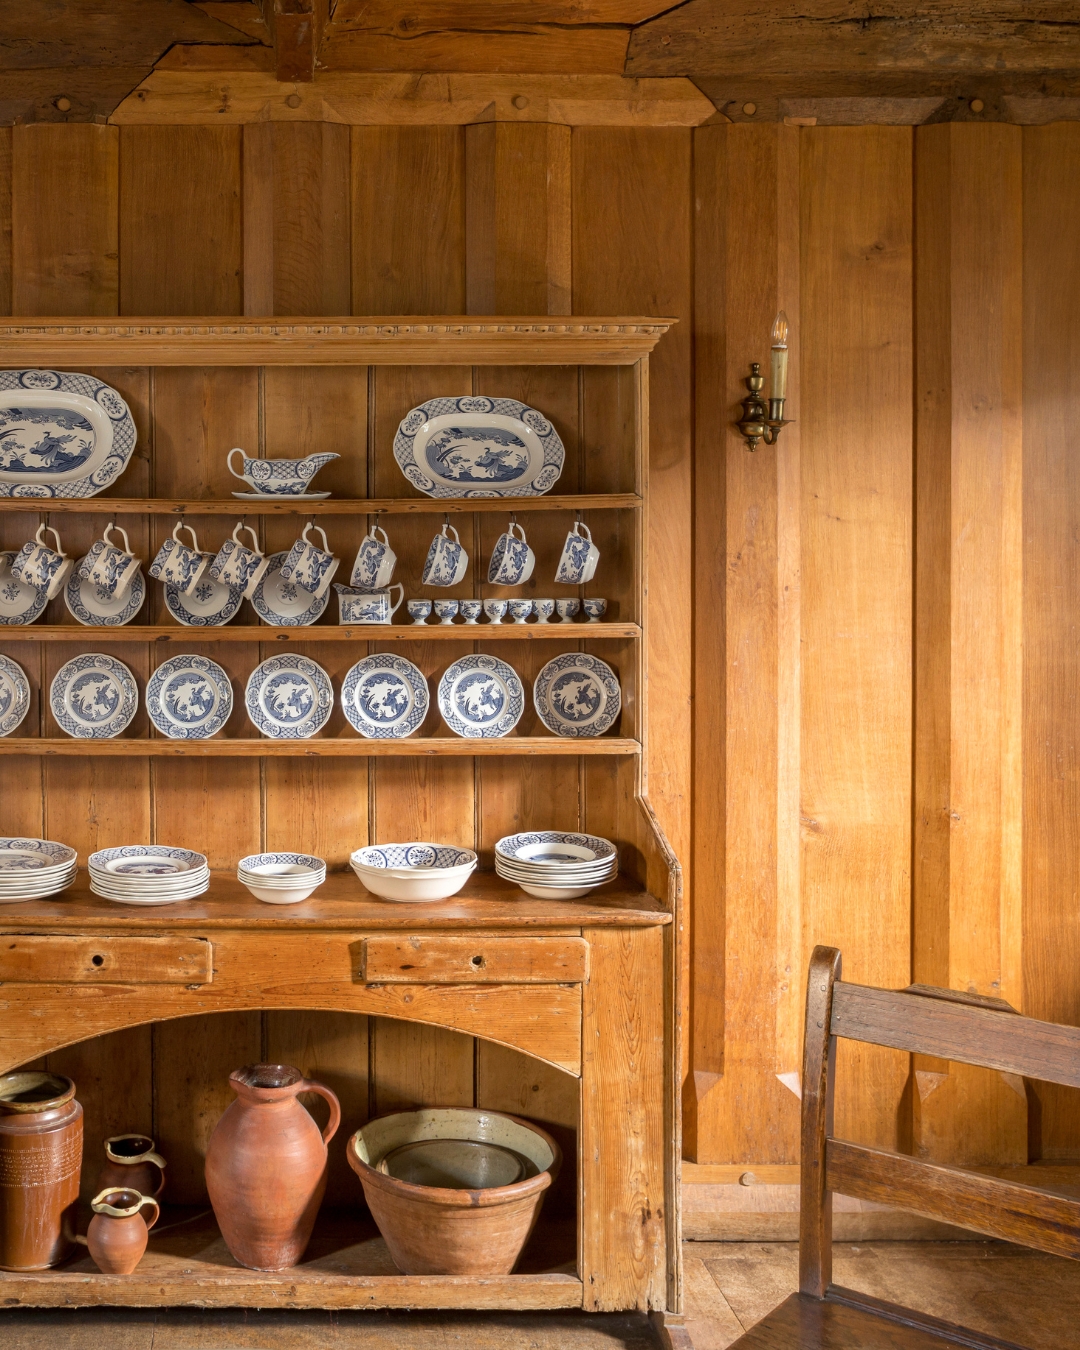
341,654,428,739
533,653,620,738
246,654,333,739
50,653,138,739
437,654,524,739
251,552,330,627
65,554,145,627
147,655,232,740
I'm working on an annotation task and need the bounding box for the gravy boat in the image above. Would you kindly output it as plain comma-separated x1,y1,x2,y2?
228,449,339,497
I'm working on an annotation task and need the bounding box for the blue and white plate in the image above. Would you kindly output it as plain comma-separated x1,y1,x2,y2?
495,831,617,866
533,653,621,738
50,653,138,739
0,654,30,736
0,369,137,499
394,396,564,498
437,654,524,738
164,572,243,628
251,552,330,627
65,554,145,627
0,838,77,871
245,655,332,739
90,845,207,877
147,655,232,740
0,551,48,625
341,654,428,739
353,843,476,870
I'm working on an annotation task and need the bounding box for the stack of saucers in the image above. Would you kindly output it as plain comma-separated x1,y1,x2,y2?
238,852,326,905
0,838,78,903
89,845,209,905
351,843,477,903
495,831,618,900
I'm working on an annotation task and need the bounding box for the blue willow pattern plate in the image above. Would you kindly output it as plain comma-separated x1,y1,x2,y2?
50,653,138,739
0,369,136,499
65,555,146,627
533,653,621,738
0,551,48,625
0,654,30,736
245,654,333,739
147,655,233,740
251,553,330,627
437,654,524,738
394,396,564,498
341,654,428,740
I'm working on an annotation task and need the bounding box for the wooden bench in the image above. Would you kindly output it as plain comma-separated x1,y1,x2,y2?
725,945,1080,1350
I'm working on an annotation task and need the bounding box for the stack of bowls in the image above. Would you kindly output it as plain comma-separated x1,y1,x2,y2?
495,831,618,899
89,846,209,905
238,852,326,904
0,838,77,903
350,843,477,903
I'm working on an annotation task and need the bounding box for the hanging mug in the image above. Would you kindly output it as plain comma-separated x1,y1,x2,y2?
209,524,270,600
149,522,209,596
78,523,142,598
554,521,599,585
487,521,535,586
11,524,72,599
350,525,397,591
422,523,468,587
279,522,340,598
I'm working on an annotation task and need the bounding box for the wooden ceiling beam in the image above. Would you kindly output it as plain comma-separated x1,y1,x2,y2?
259,0,327,82
329,1,675,23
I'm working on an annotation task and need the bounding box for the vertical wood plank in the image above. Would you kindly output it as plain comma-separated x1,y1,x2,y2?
12,124,118,316
0,125,10,315
799,126,913,1151
912,123,1026,1165
369,1020,475,1116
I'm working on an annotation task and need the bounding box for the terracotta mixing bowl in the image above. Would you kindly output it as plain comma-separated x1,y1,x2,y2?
347,1107,561,1276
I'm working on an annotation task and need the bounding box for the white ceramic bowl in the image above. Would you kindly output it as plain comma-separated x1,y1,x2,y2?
240,879,323,905
351,860,477,903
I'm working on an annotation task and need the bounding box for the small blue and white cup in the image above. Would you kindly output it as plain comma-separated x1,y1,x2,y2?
434,599,459,625
350,524,397,591
583,597,608,623
11,523,72,599
554,521,599,585
148,521,209,596
556,598,580,624
78,522,142,598
487,521,535,586
533,598,555,624
422,523,468,587
508,599,533,624
335,582,404,625
280,521,339,598
460,599,483,625
483,598,508,625
209,523,270,600
407,599,432,625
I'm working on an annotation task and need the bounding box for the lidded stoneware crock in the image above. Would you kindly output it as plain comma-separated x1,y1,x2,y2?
0,1071,83,1271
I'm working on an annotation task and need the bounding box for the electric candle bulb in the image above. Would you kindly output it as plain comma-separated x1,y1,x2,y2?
770,310,789,402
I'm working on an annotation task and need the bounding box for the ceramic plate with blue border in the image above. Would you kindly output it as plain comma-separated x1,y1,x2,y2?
533,652,621,738
147,655,233,740
0,654,30,736
164,571,243,628
437,653,524,738
341,654,428,739
65,554,145,627
251,552,330,627
0,551,48,625
50,653,138,739
245,654,333,739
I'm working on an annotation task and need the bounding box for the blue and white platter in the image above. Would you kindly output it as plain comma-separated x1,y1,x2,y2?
533,652,621,738
0,551,48,625
0,370,136,498
245,655,332,739
251,552,330,627
0,654,30,736
394,396,564,498
341,654,428,739
147,655,233,740
50,653,138,739
437,654,524,739
164,572,243,627
65,554,145,627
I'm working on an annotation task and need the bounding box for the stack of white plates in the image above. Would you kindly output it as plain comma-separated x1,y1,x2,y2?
0,838,77,903
238,852,326,905
89,846,209,905
350,843,477,903
495,832,618,899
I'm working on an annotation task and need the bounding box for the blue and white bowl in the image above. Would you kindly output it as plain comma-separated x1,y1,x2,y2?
350,842,477,902
238,851,326,905
494,831,618,900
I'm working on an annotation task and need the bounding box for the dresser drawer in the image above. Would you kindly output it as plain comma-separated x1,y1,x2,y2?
0,935,213,985
361,935,588,984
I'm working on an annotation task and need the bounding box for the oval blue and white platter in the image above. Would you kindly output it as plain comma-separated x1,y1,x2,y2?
246,655,333,739
394,396,564,498
533,652,621,738
341,654,428,739
0,370,136,498
437,654,524,738
147,655,233,740
50,653,138,739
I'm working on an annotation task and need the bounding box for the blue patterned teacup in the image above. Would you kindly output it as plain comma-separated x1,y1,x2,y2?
487,521,535,586
407,599,432,625
11,523,72,599
556,598,580,624
583,597,608,623
422,523,468,587
335,582,404,625
350,525,397,590
483,599,508,625
434,599,459,625
554,521,599,585
460,600,483,625
508,599,533,624
78,522,142,598
209,523,270,600
533,598,555,624
279,521,339,598
149,521,210,596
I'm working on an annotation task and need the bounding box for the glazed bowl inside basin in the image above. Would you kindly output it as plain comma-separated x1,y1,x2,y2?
347,1108,560,1276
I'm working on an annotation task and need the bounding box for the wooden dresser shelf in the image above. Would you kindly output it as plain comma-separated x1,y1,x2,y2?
2,622,639,642
1,493,640,516
0,737,639,757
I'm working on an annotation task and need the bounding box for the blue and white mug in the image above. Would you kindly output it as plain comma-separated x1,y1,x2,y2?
280,521,339,598
11,523,72,599
209,523,270,600
350,524,397,591
78,522,142,598
335,582,405,625
487,521,535,586
149,522,209,596
422,523,468,587
555,521,599,585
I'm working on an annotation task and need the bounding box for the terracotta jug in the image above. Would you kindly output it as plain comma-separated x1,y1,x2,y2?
86,1187,159,1274
204,1064,340,1271
96,1134,167,1199
0,1071,83,1271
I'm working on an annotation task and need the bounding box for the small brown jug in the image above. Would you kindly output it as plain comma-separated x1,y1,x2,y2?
205,1064,340,1271
86,1187,160,1274
96,1134,167,1199
0,1071,83,1271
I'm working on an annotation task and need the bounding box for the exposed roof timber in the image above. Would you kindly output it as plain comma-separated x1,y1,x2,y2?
329,1,678,23
259,0,328,82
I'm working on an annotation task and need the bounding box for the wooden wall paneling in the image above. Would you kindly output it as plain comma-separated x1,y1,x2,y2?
799,126,913,1150
119,126,243,316
912,123,1026,1166
11,125,118,317
369,1017,476,1116
0,125,10,314
153,1011,262,1205
1022,122,1080,1159
351,126,465,314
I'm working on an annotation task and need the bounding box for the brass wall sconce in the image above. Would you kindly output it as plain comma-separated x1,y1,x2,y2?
737,312,794,450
